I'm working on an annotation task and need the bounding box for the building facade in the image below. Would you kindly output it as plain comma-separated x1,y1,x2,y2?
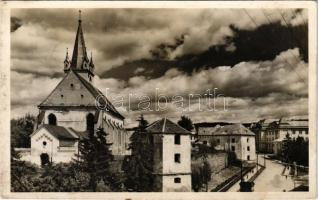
208,124,256,162
146,118,192,192
22,13,128,166
258,118,308,154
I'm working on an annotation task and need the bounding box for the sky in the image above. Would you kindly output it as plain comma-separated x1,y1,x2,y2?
11,8,308,126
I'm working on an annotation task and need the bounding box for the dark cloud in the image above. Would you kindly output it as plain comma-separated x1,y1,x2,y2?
101,22,308,80
11,17,23,32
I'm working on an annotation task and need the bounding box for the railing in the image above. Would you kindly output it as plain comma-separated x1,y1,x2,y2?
211,166,253,192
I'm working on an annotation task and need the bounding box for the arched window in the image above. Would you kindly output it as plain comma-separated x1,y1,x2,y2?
48,113,57,125
86,113,94,132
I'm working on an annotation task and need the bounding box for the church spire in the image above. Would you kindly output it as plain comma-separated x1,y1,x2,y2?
70,10,89,70
68,10,94,81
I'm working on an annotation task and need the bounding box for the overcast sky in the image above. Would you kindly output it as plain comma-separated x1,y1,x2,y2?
11,8,308,126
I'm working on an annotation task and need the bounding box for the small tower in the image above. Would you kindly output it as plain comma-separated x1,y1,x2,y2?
146,118,192,192
63,48,70,73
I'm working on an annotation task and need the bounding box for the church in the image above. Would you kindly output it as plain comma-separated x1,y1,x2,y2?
27,11,128,166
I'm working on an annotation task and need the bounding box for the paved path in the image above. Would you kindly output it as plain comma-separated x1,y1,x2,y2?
253,157,294,192
227,156,294,192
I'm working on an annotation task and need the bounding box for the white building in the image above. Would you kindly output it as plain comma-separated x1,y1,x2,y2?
209,124,256,163
20,12,128,166
259,118,308,154
146,118,192,192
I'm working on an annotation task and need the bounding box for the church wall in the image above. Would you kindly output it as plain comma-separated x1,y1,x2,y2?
42,109,95,132
30,128,78,165
97,111,127,156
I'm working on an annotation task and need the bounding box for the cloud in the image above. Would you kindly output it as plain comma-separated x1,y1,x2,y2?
11,8,308,77
11,9,308,126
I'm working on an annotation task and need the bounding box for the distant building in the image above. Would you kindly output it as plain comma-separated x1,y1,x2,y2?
19,13,128,166
194,122,232,144
258,118,308,154
146,118,192,192
208,124,256,162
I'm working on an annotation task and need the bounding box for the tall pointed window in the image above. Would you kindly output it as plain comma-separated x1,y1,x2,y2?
86,113,94,132
48,113,57,125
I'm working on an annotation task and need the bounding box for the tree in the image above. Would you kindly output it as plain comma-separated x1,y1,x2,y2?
123,115,154,191
177,116,194,132
73,127,113,191
191,158,212,192
11,114,36,148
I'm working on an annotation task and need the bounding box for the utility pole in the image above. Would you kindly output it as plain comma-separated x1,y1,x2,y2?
256,151,259,171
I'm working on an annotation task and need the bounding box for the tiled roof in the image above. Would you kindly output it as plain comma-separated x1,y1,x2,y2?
146,118,191,134
69,128,90,139
41,125,79,140
38,71,124,120
212,124,255,136
74,72,124,119
279,119,308,128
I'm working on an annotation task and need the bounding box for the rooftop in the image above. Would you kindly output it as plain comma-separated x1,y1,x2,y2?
146,118,191,134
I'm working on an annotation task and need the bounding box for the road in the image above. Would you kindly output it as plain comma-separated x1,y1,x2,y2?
228,156,294,192
253,157,294,192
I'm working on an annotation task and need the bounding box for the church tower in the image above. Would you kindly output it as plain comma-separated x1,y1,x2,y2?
64,10,94,82
30,11,128,166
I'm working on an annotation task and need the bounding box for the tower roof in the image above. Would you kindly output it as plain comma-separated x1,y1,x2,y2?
146,118,191,134
70,10,91,72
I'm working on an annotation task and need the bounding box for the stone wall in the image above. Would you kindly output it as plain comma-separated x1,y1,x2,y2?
206,152,228,173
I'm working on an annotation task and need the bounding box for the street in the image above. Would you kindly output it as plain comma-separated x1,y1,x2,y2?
228,156,295,192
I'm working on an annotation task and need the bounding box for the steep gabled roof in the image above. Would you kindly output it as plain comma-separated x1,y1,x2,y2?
146,118,191,134
38,70,124,120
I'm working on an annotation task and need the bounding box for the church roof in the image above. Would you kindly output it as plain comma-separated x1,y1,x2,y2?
146,118,191,135
38,70,124,119
33,124,79,140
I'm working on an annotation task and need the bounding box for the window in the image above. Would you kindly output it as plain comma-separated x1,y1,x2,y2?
43,141,47,146
247,155,250,160
81,94,84,98
174,154,181,163
203,141,207,145
61,94,64,98
48,113,57,125
174,177,181,183
217,139,220,144
70,83,74,88
231,138,235,143
174,135,180,145
231,146,235,151
86,113,94,132
247,146,250,151
247,138,249,142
